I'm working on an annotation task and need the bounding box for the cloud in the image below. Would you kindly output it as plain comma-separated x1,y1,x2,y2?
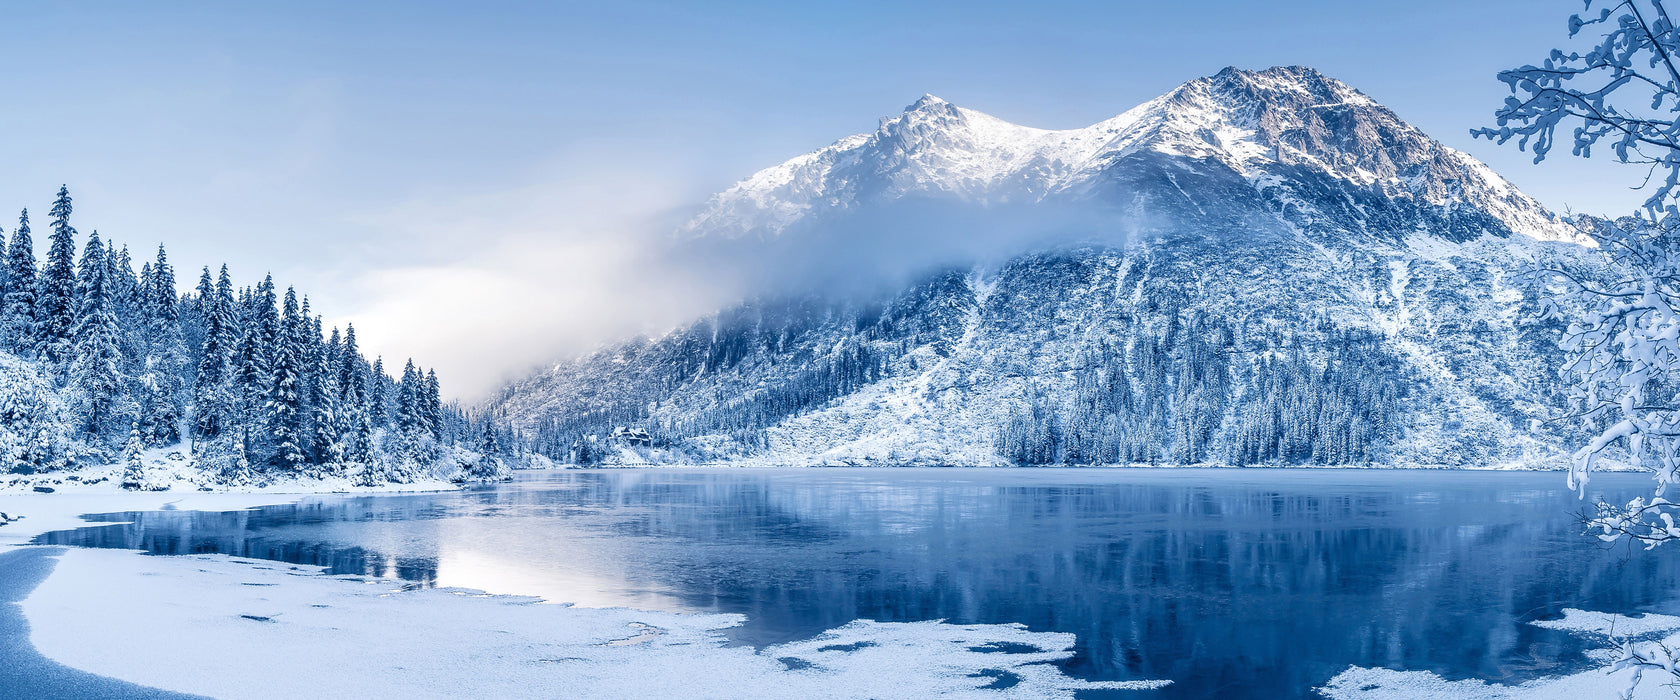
317,165,1144,405
320,170,739,403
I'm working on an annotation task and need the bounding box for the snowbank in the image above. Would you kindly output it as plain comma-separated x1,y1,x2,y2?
1318,609,1680,699
0,491,328,548
0,450,459,550
21,547,1169,699
0,465,459,498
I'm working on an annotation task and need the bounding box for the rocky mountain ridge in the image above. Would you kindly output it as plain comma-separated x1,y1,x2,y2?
492,66,1592,468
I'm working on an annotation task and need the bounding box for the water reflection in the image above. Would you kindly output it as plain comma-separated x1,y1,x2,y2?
33,468,1680,699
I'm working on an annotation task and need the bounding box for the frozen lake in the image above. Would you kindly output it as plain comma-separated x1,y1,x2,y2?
33,467,1680,699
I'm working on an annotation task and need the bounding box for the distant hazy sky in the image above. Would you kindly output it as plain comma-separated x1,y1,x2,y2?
0,1,1644,399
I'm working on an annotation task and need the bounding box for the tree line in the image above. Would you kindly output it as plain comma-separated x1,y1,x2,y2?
0,186,511,482
996,319,1404,466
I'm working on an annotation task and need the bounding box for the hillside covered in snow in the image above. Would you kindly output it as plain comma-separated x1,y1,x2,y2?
493,66,1598,468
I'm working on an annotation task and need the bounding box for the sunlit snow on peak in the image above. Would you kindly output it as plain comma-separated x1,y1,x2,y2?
681,65,1578,245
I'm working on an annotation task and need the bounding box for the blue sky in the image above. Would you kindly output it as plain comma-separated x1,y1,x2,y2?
0,0,1639,397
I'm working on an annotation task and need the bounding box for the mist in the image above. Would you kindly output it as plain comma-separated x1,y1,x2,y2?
371,188,1169,403
338,171,1163,405
319,171,744,404
680,196,1147,301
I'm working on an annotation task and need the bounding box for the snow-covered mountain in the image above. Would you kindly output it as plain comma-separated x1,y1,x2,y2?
685,66,1575,245
493,66,1593,468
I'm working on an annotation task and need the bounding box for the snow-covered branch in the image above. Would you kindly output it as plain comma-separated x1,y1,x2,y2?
1557,218,1680,512
1474,0,1680,216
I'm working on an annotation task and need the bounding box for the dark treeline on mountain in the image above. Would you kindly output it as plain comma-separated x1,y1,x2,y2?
995,322,1405,466
0,186,516,483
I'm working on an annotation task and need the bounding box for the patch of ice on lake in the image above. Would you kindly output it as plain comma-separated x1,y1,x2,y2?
1529,608,1680,638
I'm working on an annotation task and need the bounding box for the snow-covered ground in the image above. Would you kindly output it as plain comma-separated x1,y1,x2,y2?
0,441,463,499
0,442,462,547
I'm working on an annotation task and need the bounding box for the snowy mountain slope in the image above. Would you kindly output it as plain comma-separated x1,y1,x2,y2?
494,66,1593,468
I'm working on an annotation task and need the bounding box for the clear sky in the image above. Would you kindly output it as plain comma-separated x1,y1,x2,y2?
0,0,1643,399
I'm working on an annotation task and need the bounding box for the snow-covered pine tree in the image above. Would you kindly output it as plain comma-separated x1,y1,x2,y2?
175,267,209,372
424,368,442,440
459,419,505,481
397,358,423,437
69,231,126,443
37,186,79,376
291,297,321,465
481,420,500,455
191,265,236,441
138,244,186,445
0,210,34,355
265,287,307,470
138,261,153,315
253,275,279,357
337,326,372,464
369,356,390,426
346,404,374,466
306,304,328,461
340,324,366,407
107,243,144,364
308,326,343,466
229,285,270,466
120,423,145,490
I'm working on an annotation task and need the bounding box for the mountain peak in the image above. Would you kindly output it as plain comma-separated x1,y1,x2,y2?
1190,65,1375,113
906,93,952,112
684,67,1575,244
1213,64,1335,85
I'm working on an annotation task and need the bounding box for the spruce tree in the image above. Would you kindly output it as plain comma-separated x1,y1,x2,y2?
191,265,237,441
340,324,365,406
266,287,306,470
424,368,442,439
369,356,389,426
138,261,154,319
230,282,272,464
335,324,370,462
193,266,214,323
107,244,143,357
481,421,501,455
138,244,186,444
314,327,344,461
301,301,326,462
120,423,146,490
397,358,423,437
38,186,78,374
0,210,35,354
69,231,125,441
148,245,177,326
